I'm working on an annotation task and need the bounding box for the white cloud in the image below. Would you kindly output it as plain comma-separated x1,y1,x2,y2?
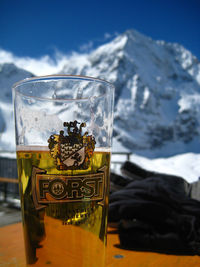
79,41,94,52
0,48,84,76
104,32,112,39
104,31,119,40
0,32,118,75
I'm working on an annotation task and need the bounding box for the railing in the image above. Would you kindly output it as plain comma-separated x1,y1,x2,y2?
0,177,18,202
0,156,19,202
111,152,132,172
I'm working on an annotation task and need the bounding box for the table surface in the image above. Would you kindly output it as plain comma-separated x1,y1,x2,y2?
0,223,199,267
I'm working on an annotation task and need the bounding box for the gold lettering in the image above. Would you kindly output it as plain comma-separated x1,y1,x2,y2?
35,170,105,205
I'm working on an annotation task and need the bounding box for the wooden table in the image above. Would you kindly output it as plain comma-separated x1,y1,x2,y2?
0,223,199,266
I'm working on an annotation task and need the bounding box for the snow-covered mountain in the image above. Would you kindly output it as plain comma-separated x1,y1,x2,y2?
1,29,200,158
0,63,33,151
60,30,200,157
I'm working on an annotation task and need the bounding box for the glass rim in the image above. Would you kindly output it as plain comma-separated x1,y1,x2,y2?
12,74,115,102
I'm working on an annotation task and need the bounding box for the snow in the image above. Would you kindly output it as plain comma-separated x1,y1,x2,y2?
0,151,16,159
91,35,127,57
130,153,200,183
112,138,129,153
178,94,200,112
0,102,15,151
140,86,150,109
111,152,200,183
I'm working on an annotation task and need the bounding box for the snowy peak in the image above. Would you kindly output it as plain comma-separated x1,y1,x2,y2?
58,30,200,156
0,29,200,157
85,31,200,156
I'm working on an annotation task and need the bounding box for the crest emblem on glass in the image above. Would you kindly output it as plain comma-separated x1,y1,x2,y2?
13,75,115,266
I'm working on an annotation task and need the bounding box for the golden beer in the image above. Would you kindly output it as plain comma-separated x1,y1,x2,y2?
17,147,110,267
13,75,114,267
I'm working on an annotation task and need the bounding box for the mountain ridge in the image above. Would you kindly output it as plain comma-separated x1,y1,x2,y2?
0,30,200,157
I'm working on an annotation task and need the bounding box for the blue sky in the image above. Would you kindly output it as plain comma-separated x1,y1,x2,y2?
0,0,200,59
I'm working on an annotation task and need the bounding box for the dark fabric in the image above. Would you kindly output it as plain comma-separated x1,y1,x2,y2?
109,161,200,255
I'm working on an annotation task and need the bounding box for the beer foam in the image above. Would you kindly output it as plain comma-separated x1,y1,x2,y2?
16,145,49,151
16,145,111,152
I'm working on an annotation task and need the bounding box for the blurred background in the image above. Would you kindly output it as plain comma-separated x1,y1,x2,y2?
0,0,200,218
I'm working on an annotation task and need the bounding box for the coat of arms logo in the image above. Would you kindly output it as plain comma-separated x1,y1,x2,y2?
48,121,96,170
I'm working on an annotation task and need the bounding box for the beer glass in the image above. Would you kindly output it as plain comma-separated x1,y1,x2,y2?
13,75,115,266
